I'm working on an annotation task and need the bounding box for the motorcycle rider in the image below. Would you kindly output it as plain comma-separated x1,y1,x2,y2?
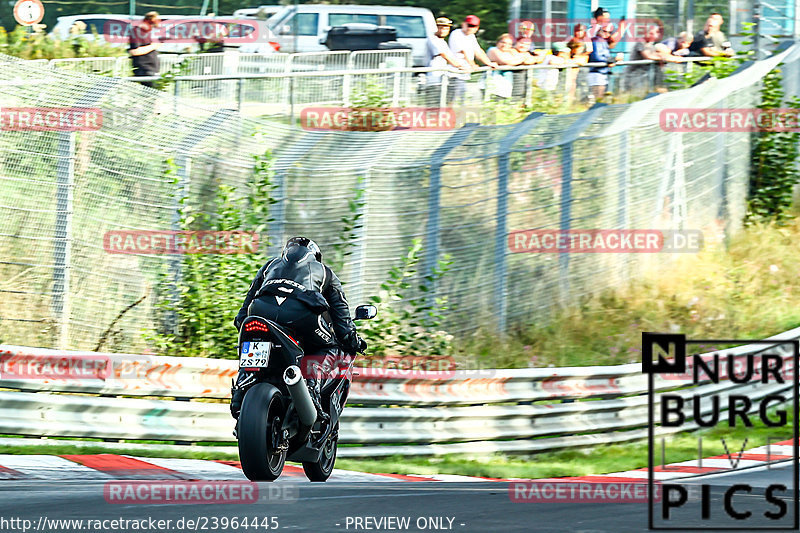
230,237,366,423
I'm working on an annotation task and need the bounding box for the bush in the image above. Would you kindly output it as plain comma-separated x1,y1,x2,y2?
149,152,277,358
359,239,454,358
0,25,126,60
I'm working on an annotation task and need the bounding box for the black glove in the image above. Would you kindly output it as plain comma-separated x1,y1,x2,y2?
358,337,367,353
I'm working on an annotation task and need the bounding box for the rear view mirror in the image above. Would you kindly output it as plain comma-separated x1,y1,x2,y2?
354,304,377,320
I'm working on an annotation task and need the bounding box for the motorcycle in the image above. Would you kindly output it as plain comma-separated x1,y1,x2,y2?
234,304,377,482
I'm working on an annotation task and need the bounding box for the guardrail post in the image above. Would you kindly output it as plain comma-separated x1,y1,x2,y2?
495,113,544,331
424,123,479,310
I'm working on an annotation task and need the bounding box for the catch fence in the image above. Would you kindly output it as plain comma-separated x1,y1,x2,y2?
0,45,799,351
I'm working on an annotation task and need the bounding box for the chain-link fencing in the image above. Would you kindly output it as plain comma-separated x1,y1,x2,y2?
1,44,798,352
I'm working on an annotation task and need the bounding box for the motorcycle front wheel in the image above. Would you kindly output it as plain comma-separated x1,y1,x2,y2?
238,382,287,481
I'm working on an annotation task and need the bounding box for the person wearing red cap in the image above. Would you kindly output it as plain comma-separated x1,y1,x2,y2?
447,15,497,102
448,15,498,71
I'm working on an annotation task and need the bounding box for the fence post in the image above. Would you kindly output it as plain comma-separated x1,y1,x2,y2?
343,73,351,107
267,133,328,257
52,80,116,349
439,75,448,109
424,123,479,310
524,68,533,108
53,131,75,349
495,113,544,331
392,72,401,107
237,78,244,113
168,110,237,333
715,98,729,237
556,104,607,305
617,129,630,282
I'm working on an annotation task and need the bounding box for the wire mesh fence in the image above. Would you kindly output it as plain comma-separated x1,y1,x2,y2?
0,45,797,353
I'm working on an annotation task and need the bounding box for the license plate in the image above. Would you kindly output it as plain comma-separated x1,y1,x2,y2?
239,341,271,368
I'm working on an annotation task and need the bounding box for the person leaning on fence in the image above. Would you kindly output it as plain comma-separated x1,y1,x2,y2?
689,14,734,58
658,31,692,58
515,20,535,51
626,22,664,96
448,15,498,102
592,8,624,49
587,24,623,104
537,42,573,92
567,23,591,66
513,38,541,65
424,17,469,105
486,33,523,99
129,11,162,88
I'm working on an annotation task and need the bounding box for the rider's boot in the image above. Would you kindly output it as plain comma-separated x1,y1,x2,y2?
306,378,330,423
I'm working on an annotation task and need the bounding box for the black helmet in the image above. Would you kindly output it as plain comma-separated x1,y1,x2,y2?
282,236,322,263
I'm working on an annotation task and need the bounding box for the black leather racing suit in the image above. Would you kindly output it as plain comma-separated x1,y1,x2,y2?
230,249,361,418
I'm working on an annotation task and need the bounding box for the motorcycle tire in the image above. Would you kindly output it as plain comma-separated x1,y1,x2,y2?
238,382,287,481
302,421,338,482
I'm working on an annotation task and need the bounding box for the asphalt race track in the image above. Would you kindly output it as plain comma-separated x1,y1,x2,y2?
1,462,795,533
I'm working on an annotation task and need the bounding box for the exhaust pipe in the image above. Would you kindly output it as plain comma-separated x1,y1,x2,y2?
283,365,317,427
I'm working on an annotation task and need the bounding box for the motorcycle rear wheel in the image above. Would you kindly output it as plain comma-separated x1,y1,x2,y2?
238,382,286,481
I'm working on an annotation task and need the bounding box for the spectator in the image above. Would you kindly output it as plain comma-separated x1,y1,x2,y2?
658,31,692,57
537,42,572,91
488,33,524,66
709,13,735,55
514,38,542,64
689,14,734,57
486,34,521,99
567,23,591,65
627,22,663,94
129,11,162,87
424,17,467,104
516,20,535,48
448,15,498,102
592,8,624,49
588,24,623,103
449,15,498,70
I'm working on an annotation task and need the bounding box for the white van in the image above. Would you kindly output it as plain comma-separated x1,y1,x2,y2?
233,5,283,20
265,5,436,65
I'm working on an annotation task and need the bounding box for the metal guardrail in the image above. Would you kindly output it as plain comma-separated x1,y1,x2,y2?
36,50,413,78
35,52,710,117
0,326,797,456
